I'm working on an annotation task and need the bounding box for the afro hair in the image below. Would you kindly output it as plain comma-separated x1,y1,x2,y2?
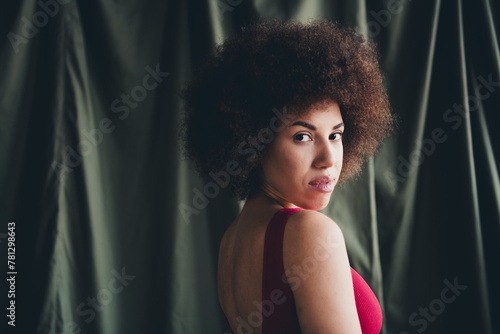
180,19,395,200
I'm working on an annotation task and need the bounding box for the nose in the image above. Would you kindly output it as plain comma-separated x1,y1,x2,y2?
313,137,340,169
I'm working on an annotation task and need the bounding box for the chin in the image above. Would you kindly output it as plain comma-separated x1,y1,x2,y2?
296,195,332,211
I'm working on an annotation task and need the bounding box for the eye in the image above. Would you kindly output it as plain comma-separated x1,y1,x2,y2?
294,133,312,142
330,132,343,141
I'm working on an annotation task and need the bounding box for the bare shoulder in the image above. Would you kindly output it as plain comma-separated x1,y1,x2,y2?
283,209,346,277
283,209,362,333
285,209,345,252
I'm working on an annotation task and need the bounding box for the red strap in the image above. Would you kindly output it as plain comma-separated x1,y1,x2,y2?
262,207,303,333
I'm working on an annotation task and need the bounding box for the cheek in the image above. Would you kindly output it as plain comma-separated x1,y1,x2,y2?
338,145,344,169
264,142,307,186
265,148,292,180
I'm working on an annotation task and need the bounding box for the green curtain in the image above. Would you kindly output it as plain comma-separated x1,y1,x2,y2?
1,0,499,333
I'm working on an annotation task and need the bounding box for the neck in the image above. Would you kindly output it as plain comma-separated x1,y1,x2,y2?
257,181,298,209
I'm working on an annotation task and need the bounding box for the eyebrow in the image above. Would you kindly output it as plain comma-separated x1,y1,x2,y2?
290,121,344,131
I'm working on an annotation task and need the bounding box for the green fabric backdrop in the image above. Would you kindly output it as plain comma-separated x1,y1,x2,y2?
1,0,499,333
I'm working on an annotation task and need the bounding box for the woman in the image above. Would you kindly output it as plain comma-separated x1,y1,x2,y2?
180,19,394,334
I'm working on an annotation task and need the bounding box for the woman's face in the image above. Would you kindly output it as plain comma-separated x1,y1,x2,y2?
260,100,344,210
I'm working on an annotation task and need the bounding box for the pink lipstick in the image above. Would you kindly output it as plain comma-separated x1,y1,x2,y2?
308,176,335,193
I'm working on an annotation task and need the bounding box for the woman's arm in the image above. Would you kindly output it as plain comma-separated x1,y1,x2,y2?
283,209,362,334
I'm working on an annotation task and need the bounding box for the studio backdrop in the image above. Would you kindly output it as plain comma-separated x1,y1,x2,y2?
0,0,499,333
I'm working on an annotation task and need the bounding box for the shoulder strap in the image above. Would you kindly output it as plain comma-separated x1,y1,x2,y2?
262,207,303,333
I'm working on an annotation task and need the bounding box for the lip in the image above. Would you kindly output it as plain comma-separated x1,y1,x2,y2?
308,176,335,193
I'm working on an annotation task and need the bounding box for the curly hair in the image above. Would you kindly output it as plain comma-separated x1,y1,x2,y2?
179,19,395,201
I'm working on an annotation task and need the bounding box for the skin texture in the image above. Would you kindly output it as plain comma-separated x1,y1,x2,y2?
218,101,363,334
259,100,344,211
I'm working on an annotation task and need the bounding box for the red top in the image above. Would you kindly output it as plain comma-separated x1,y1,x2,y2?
220,207,383,334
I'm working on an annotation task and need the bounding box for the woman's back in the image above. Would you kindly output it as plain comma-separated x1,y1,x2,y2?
218,195,383,334
217,198,283,334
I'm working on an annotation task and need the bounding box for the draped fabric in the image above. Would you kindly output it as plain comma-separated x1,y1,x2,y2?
1,1,499,333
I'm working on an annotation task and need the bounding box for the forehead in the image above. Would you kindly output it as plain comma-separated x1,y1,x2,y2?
287,100,343,125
